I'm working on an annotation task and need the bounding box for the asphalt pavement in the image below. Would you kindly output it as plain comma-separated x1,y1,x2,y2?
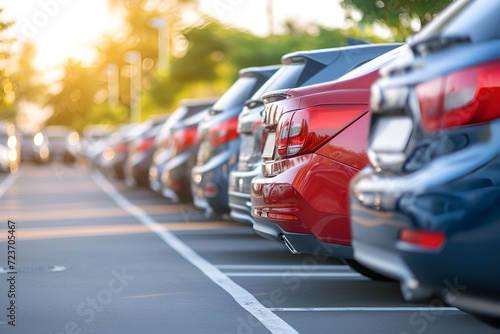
0,162,497,334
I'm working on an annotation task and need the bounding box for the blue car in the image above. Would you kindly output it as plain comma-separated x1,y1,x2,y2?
190,65,279,214
349,0,500,327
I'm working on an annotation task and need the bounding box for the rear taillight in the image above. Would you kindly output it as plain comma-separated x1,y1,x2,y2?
173,126,198,153
209,117,239,147
399,229,446,250
275,105,368,158
416,59,500,131
115,142,127,154
136,137,155,152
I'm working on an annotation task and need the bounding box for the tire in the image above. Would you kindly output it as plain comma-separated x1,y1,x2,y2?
344,259,396,281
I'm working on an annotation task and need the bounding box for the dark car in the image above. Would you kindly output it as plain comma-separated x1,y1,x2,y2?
100,123,146,179
159,104,212,202
229,43,402,225
190,66,279,214
149,98,216,201
349,0,500,326
124,116,168,187
251,48,402,280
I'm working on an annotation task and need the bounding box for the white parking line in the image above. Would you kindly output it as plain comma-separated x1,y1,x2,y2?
216,264,351,270
0,171,21,200
226,272,362,278
270,307,460,312
91,172,299,334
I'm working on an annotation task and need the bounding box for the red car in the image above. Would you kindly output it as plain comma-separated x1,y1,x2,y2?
251,48,402,278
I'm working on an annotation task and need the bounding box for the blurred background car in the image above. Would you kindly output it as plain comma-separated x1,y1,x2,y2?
251,47,402,280
123,116,168,187
148,98,217,197
0,122,20,173
190,65,279,213
19,129,35,161
229,42,402,225
349,0,500,327
81,124,116,166
98,123,142,179
34,125,78,163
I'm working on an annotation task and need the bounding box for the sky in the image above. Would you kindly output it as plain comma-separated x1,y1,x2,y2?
0,0,346,71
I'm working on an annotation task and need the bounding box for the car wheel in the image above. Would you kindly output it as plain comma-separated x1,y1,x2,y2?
344,259,395,281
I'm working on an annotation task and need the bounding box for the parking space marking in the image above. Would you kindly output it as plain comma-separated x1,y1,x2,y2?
226,272,363,278
15,221,242,240
91,172,299,334
269,307,460,312
216,264,350,270
0,171,21,199
2,204,199,222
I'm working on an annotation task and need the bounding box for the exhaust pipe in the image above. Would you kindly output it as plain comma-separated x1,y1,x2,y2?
281,235,300,255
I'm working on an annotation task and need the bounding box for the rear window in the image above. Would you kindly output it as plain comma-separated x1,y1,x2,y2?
251,63,305,101
338,47,403,81
212,76,258,111
415,0,500,43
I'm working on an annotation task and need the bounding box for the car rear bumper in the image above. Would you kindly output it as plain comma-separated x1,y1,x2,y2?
350,125,500,302
251,153,359,257
191,140,239,213
228,164,261,225
160,149,196,201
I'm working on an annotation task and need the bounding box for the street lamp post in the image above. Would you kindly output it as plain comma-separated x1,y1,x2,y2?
124,51,142,123
148,17,169,72
106,64,119,106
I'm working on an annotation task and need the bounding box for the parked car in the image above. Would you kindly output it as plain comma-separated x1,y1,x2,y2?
99,123,143,179
124,116,168,187
32,126,77,163
19,130,37,161
148,98,217,197
81,125,115,165
0,122,20,173
349,0,500,326
190,66,279,213
229,43,401,224
250,47,402,279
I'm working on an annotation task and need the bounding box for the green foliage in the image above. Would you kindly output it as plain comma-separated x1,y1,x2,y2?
46,61,100,132
341,0,453,40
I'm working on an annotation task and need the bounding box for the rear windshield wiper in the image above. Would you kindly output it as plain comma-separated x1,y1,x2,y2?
411,35,470,56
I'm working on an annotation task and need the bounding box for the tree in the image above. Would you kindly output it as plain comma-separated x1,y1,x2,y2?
0,8,16,121
340,0,453,40
46,61,100,131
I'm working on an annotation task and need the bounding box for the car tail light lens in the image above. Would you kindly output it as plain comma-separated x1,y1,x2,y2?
209,117,239,147
268,213,299,221
275,106,367,158
173,126,198,154
136,137,155,152
417,59,500,131
276,112,293,156
399,229,446,250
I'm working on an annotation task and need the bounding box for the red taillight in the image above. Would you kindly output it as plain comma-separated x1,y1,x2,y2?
417,59,500,131
399,229,446,250
268,213,299,221
275,105,368,158
172,126,198,153
276,112,293,156
136,137,155,152
209,117,239,147
115,142,128,154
